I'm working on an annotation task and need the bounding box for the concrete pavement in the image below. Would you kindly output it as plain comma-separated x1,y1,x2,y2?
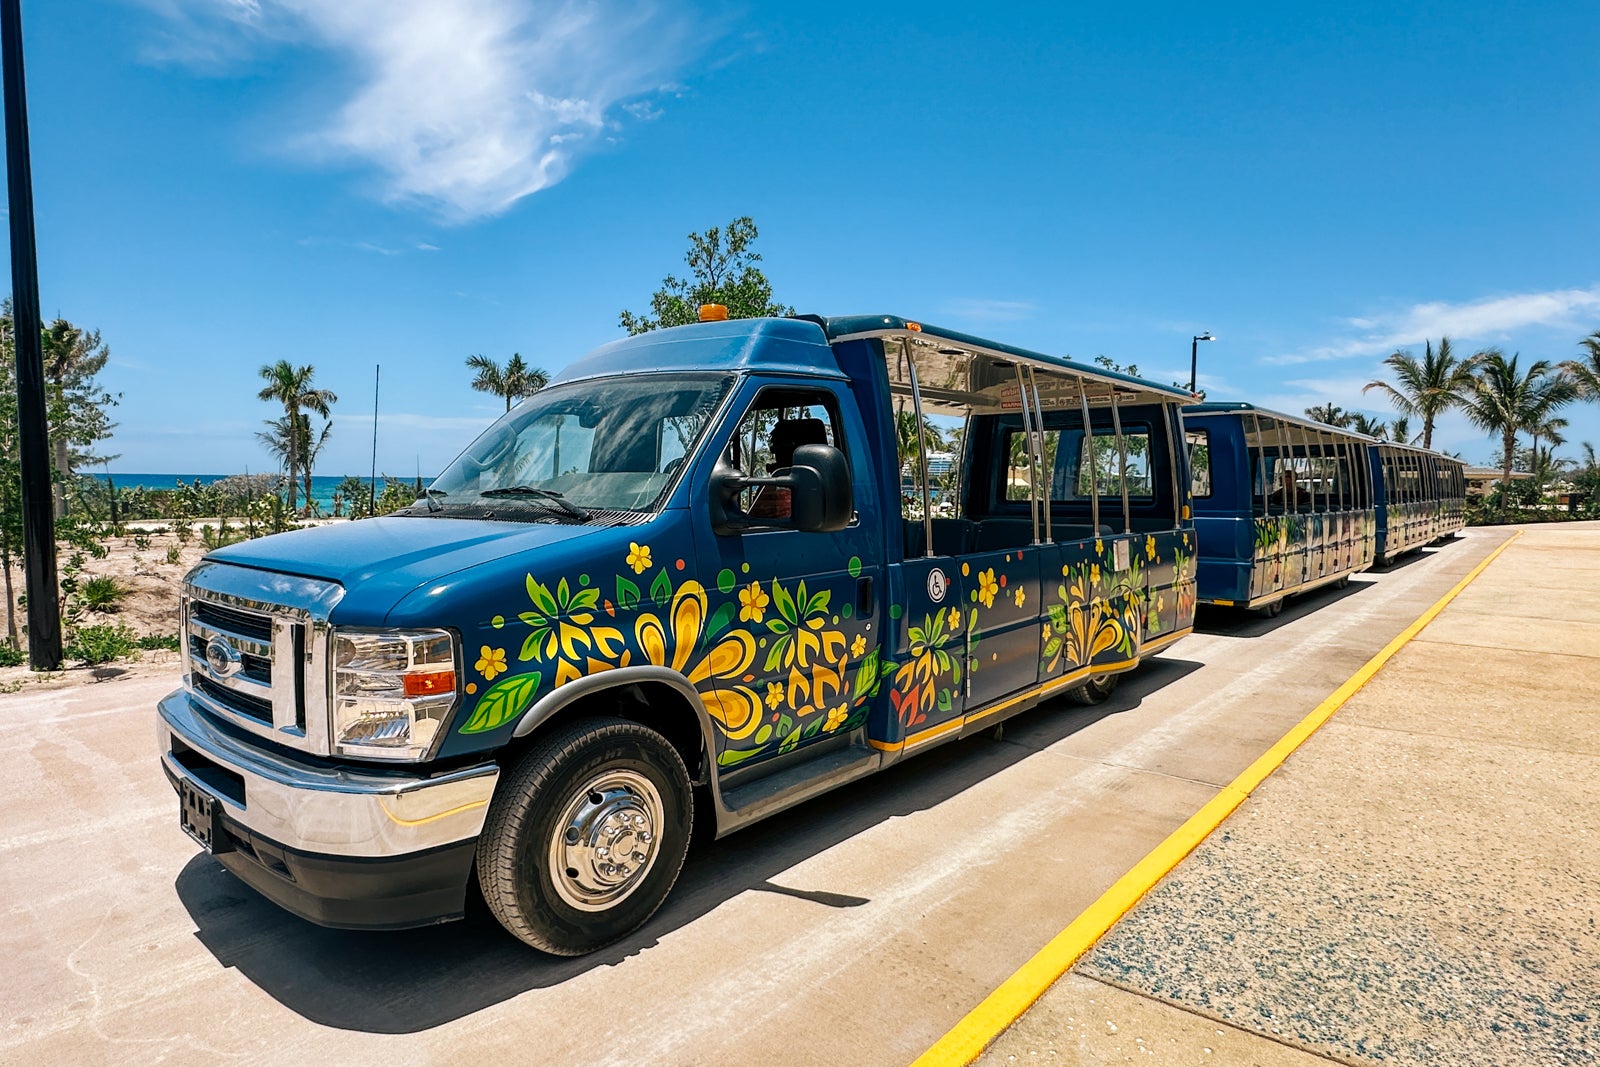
0,527,1511,1066
978,522,1600,1066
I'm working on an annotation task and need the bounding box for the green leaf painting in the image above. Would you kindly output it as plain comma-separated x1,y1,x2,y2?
460,672,542,734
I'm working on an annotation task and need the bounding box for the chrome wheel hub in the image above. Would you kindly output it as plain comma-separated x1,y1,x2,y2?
548,769,664,912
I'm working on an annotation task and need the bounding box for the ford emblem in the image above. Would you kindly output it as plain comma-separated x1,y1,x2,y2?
205,635,242,677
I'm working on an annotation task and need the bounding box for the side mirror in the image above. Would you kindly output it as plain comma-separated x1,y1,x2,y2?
708,443,853,536
788,443,853,532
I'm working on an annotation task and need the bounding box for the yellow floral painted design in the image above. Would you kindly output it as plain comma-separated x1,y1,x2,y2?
766,681,784,709
823,704,848,732
1145,534,1158,561
626,541,652,574
1090,563,1101,586
1095,538,1104,555
977,568,999,608
947,606,961,632
1013,586,1026,608
475,645,507,680
850,633,867,657
739,581,770,623
634,581,762,739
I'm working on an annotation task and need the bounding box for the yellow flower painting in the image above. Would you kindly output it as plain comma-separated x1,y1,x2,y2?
475,645,507,680
625,541,652,574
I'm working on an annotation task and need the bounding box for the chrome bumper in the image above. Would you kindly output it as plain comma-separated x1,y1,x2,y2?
158,689,498,858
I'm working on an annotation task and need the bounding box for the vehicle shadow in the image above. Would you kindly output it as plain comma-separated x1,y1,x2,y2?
1374,545,1440,572
176,654,1203,1033
1194,574,1375,637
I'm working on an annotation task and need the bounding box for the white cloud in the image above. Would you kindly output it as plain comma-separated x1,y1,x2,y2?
1270,285,1600,365
943,298,1037,323
145,1,701,220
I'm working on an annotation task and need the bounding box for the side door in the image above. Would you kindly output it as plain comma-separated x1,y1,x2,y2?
690,380,883,772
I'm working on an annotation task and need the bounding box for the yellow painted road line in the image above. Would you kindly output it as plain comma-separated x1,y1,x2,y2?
910,530,1522,1067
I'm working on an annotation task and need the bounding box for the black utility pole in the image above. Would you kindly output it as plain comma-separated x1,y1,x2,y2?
1189,332,1215,396
3,0,61,669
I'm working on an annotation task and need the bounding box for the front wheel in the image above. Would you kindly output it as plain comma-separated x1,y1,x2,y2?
476,717,693,955
1066,672,1121,706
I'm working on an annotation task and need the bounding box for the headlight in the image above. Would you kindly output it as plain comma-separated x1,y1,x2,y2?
331,628,458,761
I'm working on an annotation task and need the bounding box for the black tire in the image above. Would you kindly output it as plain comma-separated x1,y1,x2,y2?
1256,598,1284,618
476,716,693,955
1066,671,1120,706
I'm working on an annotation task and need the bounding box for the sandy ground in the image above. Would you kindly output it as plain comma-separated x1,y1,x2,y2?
0,520,336,693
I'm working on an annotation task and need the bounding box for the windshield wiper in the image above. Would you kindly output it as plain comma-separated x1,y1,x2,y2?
478,486,592,521
415,488,447,513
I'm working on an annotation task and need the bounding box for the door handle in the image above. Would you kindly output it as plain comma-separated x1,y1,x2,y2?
856,576,874,617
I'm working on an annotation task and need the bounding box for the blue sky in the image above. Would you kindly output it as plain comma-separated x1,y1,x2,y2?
11,0,1600,475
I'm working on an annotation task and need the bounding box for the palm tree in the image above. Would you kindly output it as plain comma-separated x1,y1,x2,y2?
1561,331,1600,400
466,353,550,412
1304,403,1350,427
258,361,338,515
1362,337,1474,450
1346,412,1388,438
1459,350,1576,517
1386,415,1415,445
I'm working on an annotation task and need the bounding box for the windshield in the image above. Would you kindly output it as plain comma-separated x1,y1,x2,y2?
429,373,734,514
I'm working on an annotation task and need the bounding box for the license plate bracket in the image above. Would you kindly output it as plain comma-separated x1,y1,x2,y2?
179,777,225,853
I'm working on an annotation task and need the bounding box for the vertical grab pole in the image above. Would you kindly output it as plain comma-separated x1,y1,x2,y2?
905,340,935,558
1014,364,1040,545
1077,378,1099,534
1109,390,1131,535
1163,399,1183,531
1027,366,1052,543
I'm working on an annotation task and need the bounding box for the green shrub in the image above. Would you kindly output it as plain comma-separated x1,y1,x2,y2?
136,634,181,651
165,544,182,565
66,624,139,665
78,575,126,612
0,644,24,668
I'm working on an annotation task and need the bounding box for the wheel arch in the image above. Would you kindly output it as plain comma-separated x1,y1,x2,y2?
508,667,718,786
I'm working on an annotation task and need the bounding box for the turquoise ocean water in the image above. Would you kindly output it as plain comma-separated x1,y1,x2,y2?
85,474,427,514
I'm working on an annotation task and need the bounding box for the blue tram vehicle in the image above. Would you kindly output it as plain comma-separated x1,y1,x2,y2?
1182,404,1377,616
1369,441,1467,564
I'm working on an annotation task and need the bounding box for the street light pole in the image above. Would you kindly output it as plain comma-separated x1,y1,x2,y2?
1189,332,1216,395
2,0,62,670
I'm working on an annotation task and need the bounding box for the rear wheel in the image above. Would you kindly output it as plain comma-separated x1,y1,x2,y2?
476,717,693,955
1256,598,1284,618
1066,672,1120,706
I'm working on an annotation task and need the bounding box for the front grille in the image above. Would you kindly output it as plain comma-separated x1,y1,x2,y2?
193,674,273,723
192,600,274,643
182,562,343,757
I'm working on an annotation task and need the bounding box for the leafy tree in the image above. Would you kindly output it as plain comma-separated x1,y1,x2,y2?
0,330,21,649
466,352,550,412
619,217,793,335
41,318,118,519
1,305,121,649
1362,337,1474,450
257,361,337,516
1460,350,1576,518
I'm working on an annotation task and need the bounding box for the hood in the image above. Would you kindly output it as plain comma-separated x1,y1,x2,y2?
206,516,602,621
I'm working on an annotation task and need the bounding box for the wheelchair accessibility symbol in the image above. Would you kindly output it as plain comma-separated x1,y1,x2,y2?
927,568,949,603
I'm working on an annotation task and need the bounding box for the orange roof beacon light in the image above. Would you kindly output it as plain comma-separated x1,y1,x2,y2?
906,321,922,332
698,303,729,322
